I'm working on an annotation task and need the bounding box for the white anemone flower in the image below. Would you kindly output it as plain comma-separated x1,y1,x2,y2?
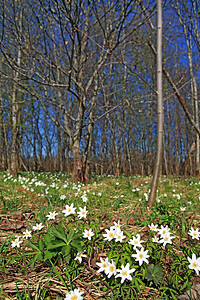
110,220,121,231
129,234,144,249
188,227,200,240
46,211,58,220
82,228,94,240
60,195,66,200
152,236,160,243
32,223,44,231
115,263,136,283
64,288,84,300
159,233,175,247
114,229,126,243
187,253,200,275
11,237,23,248
148,223,158,232
105,259,117,278
96,257,110,273
132,247,149,266
81,194,88,203
103,228,116,241
157,225,170,237
62,203,76,217
180,207,186,211
74,251,87,263
77,206,88,219
22,229,32,239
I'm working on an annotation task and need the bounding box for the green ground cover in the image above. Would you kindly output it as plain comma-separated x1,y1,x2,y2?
0,172,199,299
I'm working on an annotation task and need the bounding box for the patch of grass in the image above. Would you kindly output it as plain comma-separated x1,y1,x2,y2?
0,172,199,299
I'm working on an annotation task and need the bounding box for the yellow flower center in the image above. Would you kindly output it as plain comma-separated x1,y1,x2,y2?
87,232,90,236
102,263,107,268
139,254,143,259
122,270,127,276
109,232,114,237
68,208,71,212
194,232,197,236
71,296,77,300
109,265,115,272
193,262,198,268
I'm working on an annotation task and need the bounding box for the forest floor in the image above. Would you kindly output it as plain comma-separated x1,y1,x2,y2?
0,172,200,299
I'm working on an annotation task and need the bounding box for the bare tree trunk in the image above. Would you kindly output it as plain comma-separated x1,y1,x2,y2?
0,62,8,170
163,129,168,176
72,140,83,182
149,0,163,207
100,118,107,176
176,1,200,174
82,77,98,180
7,7,24,175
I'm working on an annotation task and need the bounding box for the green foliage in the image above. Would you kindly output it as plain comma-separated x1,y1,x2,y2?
112,199,129,210
25,222,84,268
145,264,164,285
25,239,45,269
44,222,84,263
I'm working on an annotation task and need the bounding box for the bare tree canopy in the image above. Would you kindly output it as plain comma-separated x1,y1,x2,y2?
0,0,199,182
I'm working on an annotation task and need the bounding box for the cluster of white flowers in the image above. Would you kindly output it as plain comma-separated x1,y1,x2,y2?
7,173,200,300
11,222,44,248
103,221,126,243
128,233,149,266
62,203,88,219
149,224,176,247
96,257,135,284
149,223,200,245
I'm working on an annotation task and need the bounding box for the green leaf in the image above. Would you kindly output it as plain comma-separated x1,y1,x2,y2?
24,251,40,256
38,239,44,251
64,253,71,263
145,264,164,285
61,245,71,257
44,233,55,244
66,230,75,243
47,241,66,250
44,250,57,261
36,252,43,262
29,241,40,251
56,222,66,235
29,254,38,269
51,227,67,243
71,240,83,252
